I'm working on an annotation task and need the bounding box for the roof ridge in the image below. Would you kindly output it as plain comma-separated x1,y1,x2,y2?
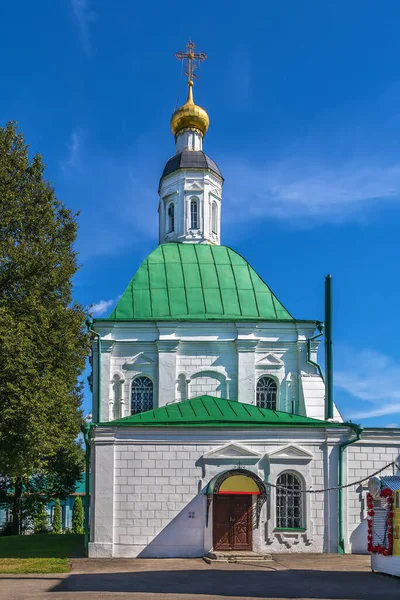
160,245,171,317
210,245,224,314
226,247,243,316
176,243,189,315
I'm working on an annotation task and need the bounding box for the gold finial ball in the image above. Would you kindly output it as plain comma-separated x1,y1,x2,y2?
170,95,210,137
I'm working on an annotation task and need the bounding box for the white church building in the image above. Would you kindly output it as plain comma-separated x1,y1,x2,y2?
86,43,400,559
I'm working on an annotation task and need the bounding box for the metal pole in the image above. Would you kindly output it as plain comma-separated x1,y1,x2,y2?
325,274,334,420
82,424,91,555
86,317,101,423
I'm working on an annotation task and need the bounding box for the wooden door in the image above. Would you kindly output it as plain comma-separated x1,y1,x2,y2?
232,495,252,550
213,496,231,550
213,495,252,551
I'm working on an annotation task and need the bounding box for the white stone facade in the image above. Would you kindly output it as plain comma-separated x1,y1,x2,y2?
158,168,222,246
345,432,400,554
88,426,400,558
92,321,341,425
89,427,336,557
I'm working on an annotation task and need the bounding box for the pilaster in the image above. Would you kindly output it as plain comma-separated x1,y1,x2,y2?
236,339,258,405
100,341,114,423
89,440,115,557
156,340,179,407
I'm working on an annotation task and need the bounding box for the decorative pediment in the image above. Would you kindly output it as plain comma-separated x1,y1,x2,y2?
202,443,261,463
256,353,284,368
185,181,204,192
124,352,156,370
268,444,313,463
162,191,178,202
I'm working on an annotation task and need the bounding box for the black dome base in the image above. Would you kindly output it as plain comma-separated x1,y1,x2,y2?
161,150,223,180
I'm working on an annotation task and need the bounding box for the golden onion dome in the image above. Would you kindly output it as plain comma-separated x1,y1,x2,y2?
170,81,209,137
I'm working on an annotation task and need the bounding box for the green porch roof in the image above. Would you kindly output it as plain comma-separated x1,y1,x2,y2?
107,244,293,321
98,395,342,428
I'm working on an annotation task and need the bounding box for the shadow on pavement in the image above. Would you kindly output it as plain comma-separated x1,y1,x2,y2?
50,568,400,598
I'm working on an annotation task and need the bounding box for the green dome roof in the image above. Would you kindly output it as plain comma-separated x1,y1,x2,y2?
107,244,293,322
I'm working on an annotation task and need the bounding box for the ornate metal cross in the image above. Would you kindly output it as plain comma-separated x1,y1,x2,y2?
175,40,207,83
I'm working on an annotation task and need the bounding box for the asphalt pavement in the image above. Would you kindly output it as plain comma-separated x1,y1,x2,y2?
1,554,399,600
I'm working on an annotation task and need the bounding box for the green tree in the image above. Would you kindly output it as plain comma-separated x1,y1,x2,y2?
71,497,84,534
0,122,90,534
52,499,62,534
34,502,49,534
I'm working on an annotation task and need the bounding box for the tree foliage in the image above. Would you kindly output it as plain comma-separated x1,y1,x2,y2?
71,497,84,534
0,122,90,533
52,499,62,534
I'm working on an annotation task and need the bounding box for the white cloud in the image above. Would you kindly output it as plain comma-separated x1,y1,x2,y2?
223,158,400,224
71,0,95,57
349,404,400,420
335,349,400,420
386,423,399,429
63,129,85,172
89,298,115,316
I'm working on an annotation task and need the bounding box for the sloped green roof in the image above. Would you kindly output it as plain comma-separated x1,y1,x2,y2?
98,395,341,428
107,244,293,321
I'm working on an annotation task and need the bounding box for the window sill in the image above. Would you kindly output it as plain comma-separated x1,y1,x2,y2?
274,528,306,532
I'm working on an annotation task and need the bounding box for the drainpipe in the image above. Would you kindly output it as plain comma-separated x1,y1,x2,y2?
86,317,101,423
81,422,92,556
338,423,363,553
307,322,325,382
325,275,334,420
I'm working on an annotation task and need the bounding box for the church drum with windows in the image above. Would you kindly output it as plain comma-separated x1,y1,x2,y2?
87,43,400,558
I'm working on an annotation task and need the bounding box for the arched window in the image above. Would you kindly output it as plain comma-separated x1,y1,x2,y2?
256,376,277,410
211,202,218,234
190,198,198,229
276,472,303,529
131,376,153,415
168,203,174,233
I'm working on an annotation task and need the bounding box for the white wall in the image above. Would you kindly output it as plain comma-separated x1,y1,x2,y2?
89,426,344,558
93,320,339,423
159,169,223,246
345,432,400,554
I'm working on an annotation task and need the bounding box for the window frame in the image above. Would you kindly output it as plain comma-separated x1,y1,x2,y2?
168,202,175,233
211,201,218,234
131,375,154,415
275,471,305,531
190,198,199,230
256,376,278,410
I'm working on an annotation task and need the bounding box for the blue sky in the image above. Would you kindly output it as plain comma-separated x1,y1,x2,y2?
2,1,400,426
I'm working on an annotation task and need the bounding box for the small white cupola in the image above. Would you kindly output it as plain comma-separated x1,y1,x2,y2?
158,41,223,246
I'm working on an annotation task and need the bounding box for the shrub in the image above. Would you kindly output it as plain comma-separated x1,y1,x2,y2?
52,499,62,534
34,502,49,534
71,497,83,534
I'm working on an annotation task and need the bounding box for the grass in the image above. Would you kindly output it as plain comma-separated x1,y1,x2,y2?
0,533,84,574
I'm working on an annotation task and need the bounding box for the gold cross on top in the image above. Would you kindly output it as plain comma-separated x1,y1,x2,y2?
175,40,207,85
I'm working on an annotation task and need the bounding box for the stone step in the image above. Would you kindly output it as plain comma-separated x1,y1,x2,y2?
204,551,273,564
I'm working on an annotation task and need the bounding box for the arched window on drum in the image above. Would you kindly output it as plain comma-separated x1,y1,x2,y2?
131,376,153,415
168,202,174,233
256,376,277,410
190,198,199,230
211,202,218,234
